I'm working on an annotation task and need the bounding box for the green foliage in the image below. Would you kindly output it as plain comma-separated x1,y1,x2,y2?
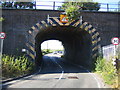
42,49,55,55
0,17,4,22
2,2,35,9
95,57,106,72
14,2,35,9
42,49,64,55
2,55,35,78
95,57,118,86
58,1,100,21
65,5,80,21
59,2,100,11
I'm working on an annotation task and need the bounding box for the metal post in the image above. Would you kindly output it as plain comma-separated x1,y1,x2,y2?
53,1,55,10
0,39,2,90
47,14,49,24
34,0,36,9
0,39,3,58
47,41,49,52
80,16,83,24
107,3,109,11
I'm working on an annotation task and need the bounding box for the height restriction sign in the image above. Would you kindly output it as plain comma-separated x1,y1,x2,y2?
0,32,6,39
60,14,68,23
111,37,120,45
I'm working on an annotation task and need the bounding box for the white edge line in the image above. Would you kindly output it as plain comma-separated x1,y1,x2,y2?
59,71,64,80
61,60,101,89
51,56,64,80
75,64,101,89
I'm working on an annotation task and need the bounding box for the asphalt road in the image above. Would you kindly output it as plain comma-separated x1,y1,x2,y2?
2,54,104,88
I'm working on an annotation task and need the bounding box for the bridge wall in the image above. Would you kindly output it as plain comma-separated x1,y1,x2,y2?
2,9,120,55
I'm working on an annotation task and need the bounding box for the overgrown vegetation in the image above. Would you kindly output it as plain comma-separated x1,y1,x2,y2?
65,5,80,21
95,56,118,88
1,2,35,9
2,55,35,79
59,2,100,11
58,1,100,21
0,17,4,22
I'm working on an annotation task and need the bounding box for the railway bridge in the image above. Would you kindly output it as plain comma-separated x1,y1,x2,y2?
2,9,119,69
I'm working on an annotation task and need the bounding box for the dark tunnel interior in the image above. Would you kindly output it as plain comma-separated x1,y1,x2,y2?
35,26,92,69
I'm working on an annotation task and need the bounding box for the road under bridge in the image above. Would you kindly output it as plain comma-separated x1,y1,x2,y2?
27,17,100,69
2,9,119,69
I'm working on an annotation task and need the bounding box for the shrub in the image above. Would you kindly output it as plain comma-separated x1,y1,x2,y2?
0,17,4,22
65,5,80,21
2,55,35,79
95,56,118,86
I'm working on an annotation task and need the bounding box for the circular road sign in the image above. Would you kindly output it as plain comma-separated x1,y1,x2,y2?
0,32,6,39
111,37,120,45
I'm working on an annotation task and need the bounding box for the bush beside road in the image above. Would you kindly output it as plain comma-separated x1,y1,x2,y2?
2,55,35,80
95,56,119,89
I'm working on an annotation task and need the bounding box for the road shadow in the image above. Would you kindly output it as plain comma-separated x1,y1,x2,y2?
36,55,89,75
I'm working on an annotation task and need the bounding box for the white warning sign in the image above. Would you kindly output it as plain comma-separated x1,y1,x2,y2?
0,32,6,39
60,14,68,23
111,37,120,45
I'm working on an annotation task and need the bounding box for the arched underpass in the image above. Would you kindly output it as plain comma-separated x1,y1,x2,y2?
2,18,103,88
27,18,101,70
35,26,92,69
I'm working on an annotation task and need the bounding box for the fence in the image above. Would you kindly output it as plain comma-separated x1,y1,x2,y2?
1,1,120,12
102,44,120,60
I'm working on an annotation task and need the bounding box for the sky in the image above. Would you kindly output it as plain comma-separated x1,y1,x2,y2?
36,0,120,11
41,40,64,50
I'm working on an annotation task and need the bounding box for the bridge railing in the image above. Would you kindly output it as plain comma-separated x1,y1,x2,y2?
1,1,120,12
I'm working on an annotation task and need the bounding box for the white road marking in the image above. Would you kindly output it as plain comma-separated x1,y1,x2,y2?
50,56,64,80
59,71,64,80
59,59,101,88
71,64,101,88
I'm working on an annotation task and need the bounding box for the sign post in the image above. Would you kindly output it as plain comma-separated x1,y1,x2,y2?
111,37,120,57
111,37,120,70
111,37,120,45
0,32,6,61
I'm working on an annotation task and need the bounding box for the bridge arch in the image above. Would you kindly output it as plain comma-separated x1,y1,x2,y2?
26,17,101,69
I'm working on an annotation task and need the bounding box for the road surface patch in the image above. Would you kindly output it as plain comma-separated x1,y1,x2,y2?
68,76,79,79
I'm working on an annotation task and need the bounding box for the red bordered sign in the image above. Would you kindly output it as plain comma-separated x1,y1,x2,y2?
0,32,6,39
111,37,120,45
